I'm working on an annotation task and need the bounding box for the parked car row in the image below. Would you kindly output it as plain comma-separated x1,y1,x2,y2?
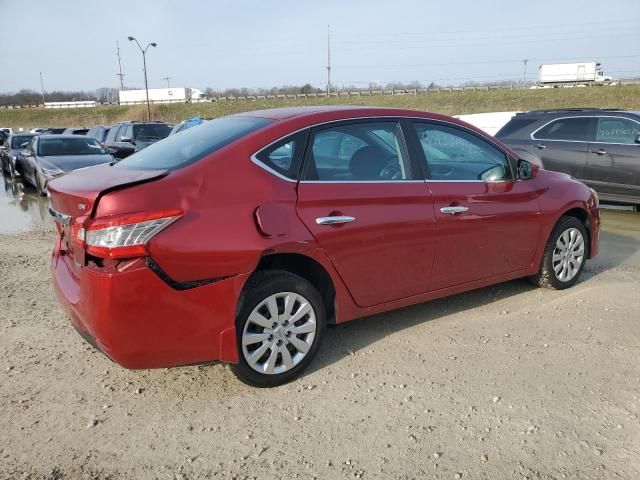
0,120,177,195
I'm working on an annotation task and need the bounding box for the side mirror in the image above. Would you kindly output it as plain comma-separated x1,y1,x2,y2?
635,134,640,144
20,149,31,156
120,136,132,143
517,159,537,180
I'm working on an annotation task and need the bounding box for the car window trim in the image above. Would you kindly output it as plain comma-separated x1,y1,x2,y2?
410,119,516,183
530,115,640,145
251,130,310,182
301,118,416,183
251,116,513,183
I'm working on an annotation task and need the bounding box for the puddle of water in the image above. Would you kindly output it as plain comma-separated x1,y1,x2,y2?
0,174,52,234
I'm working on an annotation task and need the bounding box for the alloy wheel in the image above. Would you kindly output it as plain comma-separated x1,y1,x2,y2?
241,292,317,375
552,227,585,282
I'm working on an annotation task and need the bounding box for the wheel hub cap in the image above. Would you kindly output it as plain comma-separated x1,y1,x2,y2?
552,227,585,282
241,292,317,375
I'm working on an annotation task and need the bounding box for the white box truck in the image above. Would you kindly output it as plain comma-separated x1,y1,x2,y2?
537,63,613,87
119,87,193,105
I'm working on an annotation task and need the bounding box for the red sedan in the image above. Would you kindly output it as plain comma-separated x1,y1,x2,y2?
48,106,600,387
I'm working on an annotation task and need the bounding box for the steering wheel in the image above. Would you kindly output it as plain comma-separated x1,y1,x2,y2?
379,155,403,180
479,164,506,181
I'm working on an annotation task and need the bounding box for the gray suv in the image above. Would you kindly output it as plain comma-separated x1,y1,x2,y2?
496,108,640,210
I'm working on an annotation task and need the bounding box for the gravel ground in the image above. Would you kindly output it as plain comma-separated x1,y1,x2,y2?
1,209,639,480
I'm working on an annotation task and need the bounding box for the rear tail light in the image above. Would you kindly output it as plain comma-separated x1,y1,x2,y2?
76,209,183,259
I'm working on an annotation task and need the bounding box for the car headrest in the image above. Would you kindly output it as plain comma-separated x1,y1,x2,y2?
349,146,386,180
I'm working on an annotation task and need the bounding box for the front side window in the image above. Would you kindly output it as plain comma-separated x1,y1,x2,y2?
255,131,307,180
304,122,411,181
116,116,272,170
413,122,512,182
595,117,640,144
533,117,595,141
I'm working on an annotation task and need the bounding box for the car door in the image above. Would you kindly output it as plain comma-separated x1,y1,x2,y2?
19,137,37,184
296,120,437,307
586,116,640,202
526,116,595,180
409,120,541,291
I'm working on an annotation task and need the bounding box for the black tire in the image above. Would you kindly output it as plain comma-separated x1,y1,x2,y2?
230,270,326,387
529,216,588,290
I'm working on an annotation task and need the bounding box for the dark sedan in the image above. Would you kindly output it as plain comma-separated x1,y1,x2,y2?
496,108,640,211
17,135,113,195
0,133,36,177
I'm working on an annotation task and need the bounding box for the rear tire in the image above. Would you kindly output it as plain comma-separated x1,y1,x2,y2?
230,270,326,387
530,216,588,290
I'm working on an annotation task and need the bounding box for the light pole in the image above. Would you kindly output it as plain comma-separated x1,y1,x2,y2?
127,36,157,121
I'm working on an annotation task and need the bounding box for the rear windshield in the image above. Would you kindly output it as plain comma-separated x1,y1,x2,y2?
38,137,106,156
115,116,273,170
495,118,539,138
11,136,33,148
134,123,171,141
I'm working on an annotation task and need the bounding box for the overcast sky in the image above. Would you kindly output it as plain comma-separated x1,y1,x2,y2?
1,0,638,93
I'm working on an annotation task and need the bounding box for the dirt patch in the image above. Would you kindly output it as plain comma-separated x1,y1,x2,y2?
1,211,639,479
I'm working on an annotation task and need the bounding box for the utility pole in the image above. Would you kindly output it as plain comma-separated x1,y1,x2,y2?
522,59,529,85
326,25,331,95
116,41,125,90
163,76,171,88
39,72,46,104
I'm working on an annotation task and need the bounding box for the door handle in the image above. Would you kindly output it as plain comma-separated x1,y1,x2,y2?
316,216,356,225
589,148,607,155
535,144,546,150
440,206,469,215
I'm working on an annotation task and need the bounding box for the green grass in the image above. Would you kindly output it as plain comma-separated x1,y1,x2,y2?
2,84,639,128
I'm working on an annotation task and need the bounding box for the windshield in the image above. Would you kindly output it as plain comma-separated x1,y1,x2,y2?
133,124,172,140
38,137,106,156
116,116,272,170
11,136,32,149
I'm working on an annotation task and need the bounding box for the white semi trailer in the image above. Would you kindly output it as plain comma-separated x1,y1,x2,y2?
537,63,613,87
119,87,207,105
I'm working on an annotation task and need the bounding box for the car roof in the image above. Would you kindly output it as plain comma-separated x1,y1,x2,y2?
230,105,460,123
515,108,639,118
38,134,95,139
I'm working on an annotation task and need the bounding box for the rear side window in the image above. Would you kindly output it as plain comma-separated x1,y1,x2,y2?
595,117,640,144
304,122,412,181
254,131,308,180
533,117,595,141
115,116,272,170
495,118,539,138
105,125,121,142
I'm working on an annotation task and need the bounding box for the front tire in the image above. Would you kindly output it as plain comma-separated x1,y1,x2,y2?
231,270,326,387
530,216,588,290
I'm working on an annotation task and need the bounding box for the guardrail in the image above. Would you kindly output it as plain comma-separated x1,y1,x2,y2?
2,79,639,110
